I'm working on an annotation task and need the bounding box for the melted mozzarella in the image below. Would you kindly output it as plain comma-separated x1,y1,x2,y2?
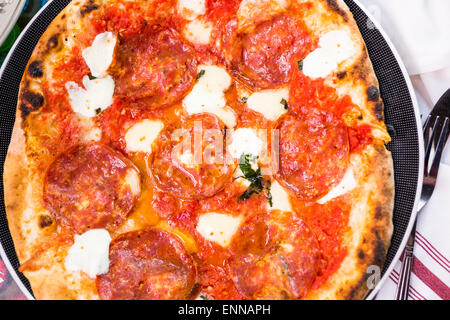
196,212,242,247
183,65,237,128
247,87,289,121
317,168,357,204
303,30,358,79
123,168,141,196
65,229,111,278
228,128,263,159
177,0,206,21
82,32,117,78
125,119,164,153
196,65,231,91
66,75,115,118
184,19,213,45
269,181,292,212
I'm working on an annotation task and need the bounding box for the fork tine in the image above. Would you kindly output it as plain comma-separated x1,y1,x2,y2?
430,117,450,178
423,114,432,148
424,116,440,173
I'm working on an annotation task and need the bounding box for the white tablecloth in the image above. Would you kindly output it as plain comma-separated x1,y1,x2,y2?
358,0,450,300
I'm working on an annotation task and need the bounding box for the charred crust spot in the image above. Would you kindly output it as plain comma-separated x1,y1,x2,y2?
374,102,383,111
20,92,44,119
28,61,43,78
372,232,387,266
23,91,44,109
337,71,347,79
80,0,99,16
358,249,366,260
39,215,53,228
346,273,369,300
373,102,384,121
61,14,66,19
367,86,380,102
281,290,290,300
350,50,369,81
326,0,348,21
47,34,59,50
19,103,30,119
375,204,383,220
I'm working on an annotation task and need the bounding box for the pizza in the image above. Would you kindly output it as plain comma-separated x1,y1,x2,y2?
4,0,394,300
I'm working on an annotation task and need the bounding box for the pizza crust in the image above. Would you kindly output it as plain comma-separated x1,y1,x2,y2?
4,113,29,262
4,0,101,299
4,0,394,300
302,0,394,299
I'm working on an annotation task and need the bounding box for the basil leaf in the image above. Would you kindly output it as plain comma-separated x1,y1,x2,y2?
239,154,258,179
280,98,289,110
238,153,271,204
239,182,263,201
196,69,206,80
297,60,303,71
88,74,97,80
95,108,102,115
265,180,273,207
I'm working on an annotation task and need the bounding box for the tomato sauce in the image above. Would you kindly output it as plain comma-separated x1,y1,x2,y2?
349,124,374,152
44,47,89,121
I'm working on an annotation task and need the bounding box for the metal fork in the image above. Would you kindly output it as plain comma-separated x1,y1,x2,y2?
395,89,450,300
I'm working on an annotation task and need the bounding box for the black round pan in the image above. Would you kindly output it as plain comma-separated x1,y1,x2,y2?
0,0,424,299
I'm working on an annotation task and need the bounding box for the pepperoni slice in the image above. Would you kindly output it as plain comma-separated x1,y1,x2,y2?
275,112,349,200
230,211,319,299
112,24,197,109
150,114,236,200
96,228,196,300
43,143,141,234
222,15,313,89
